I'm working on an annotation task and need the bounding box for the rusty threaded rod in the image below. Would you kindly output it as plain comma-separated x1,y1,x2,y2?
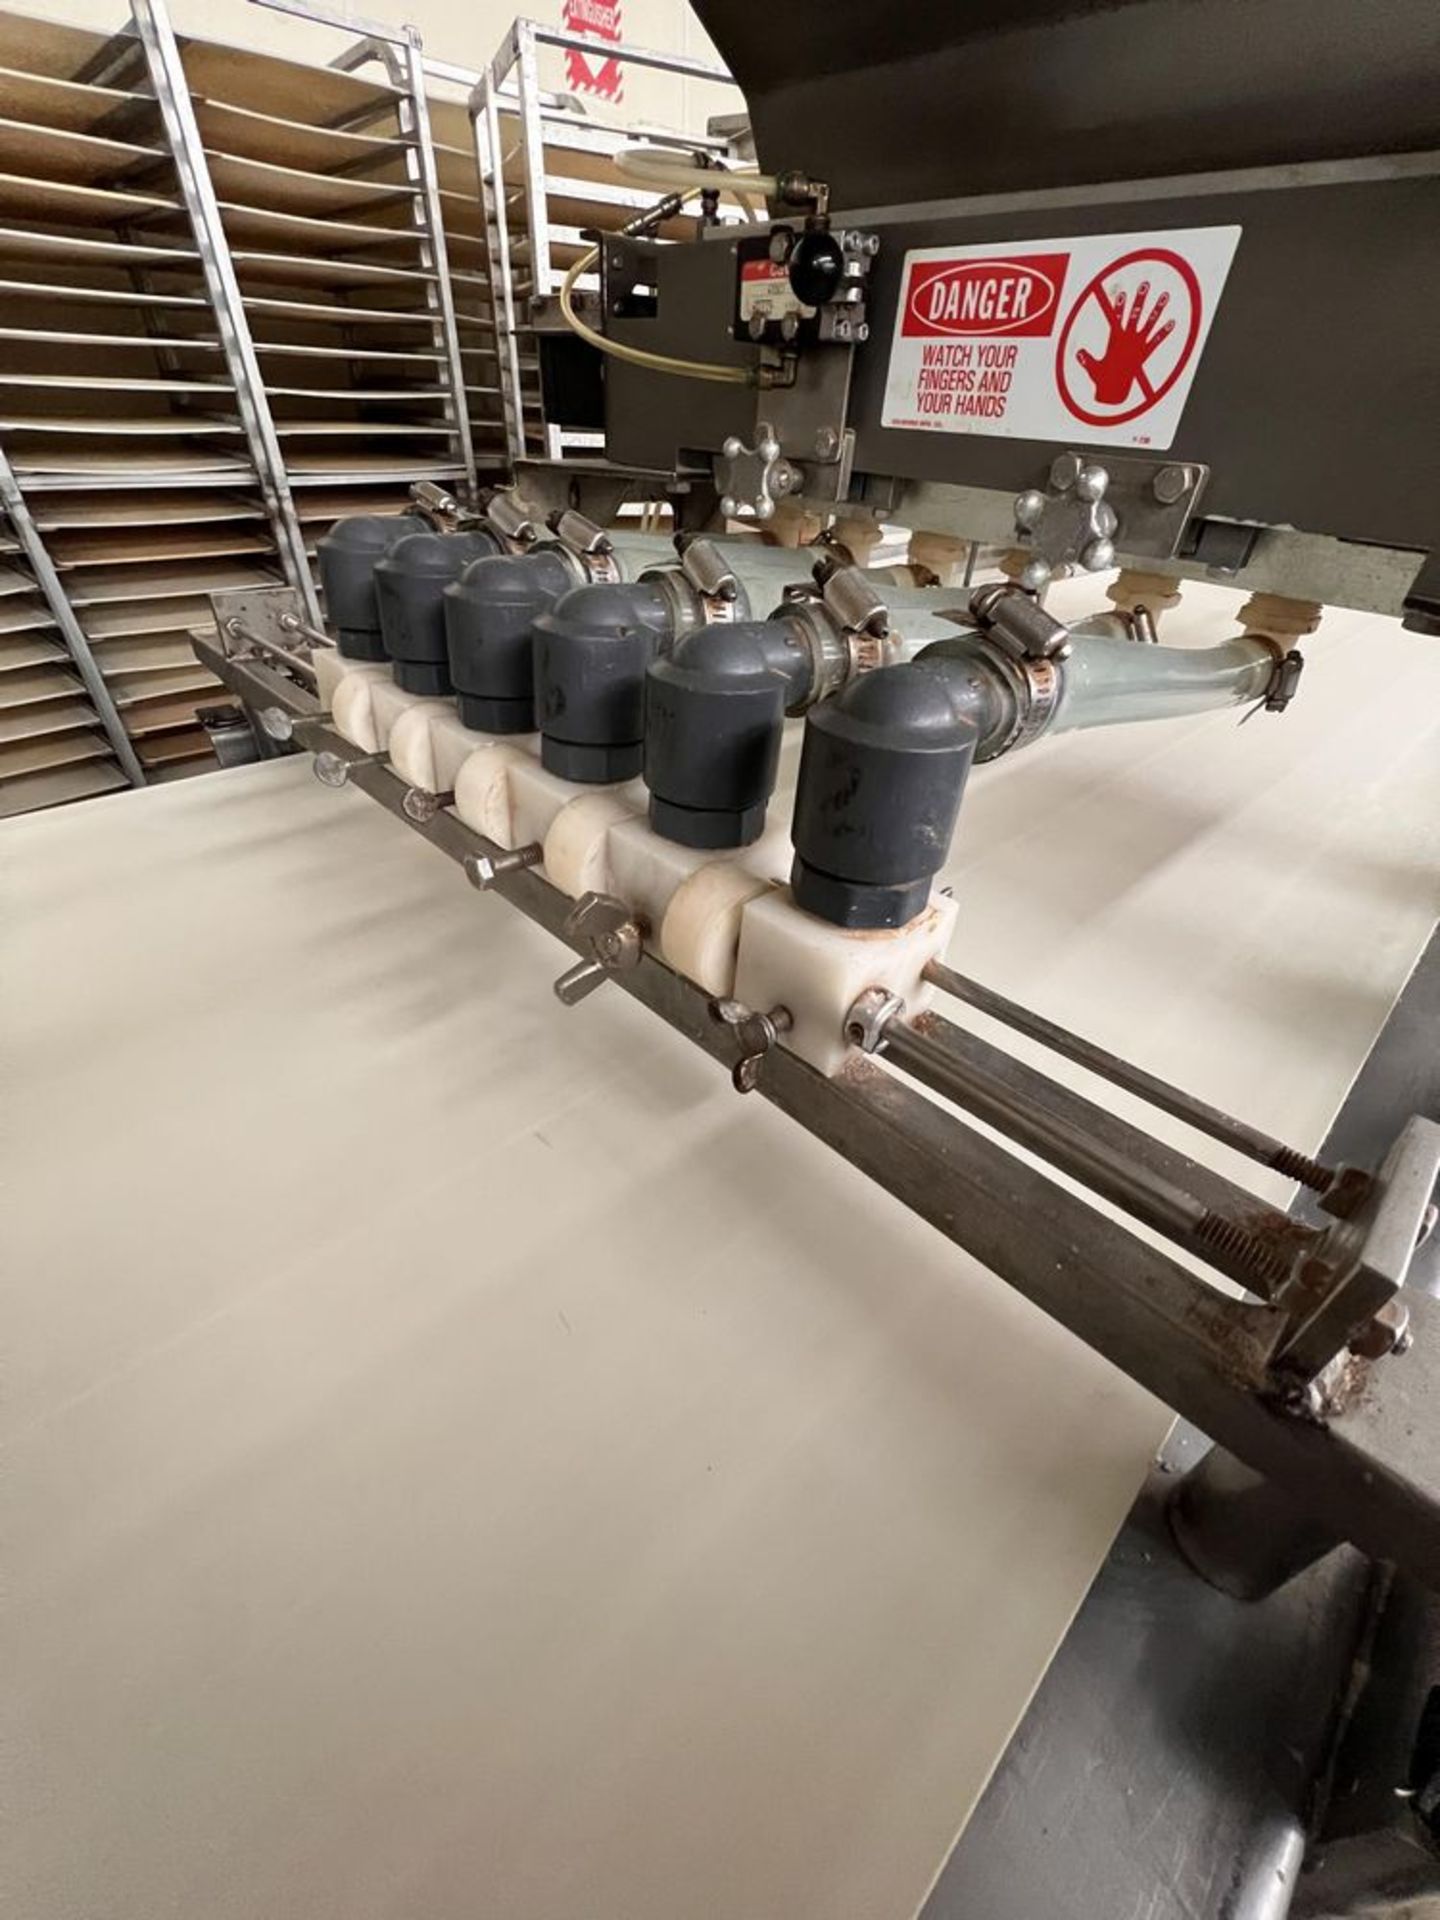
922,960,1334,1192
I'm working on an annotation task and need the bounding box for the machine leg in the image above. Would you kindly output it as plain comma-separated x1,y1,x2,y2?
1168,1444,1342,1602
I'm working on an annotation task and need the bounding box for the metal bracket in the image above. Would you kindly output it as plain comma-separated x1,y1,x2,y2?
845,987,905,1053
716,421,801,524
554,892,648,1005
1270,1115,1440,1381
710,998,793,1092
1013,452,1209,589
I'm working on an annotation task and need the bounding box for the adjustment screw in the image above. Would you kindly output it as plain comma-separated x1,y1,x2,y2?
1013,488,1046,531
1153,464,1190,504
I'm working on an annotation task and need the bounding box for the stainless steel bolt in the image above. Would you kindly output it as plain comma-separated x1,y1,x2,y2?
1050,453,1082,491
813,426,840,460
1020,558,1053,593
1153,464,1190,504
1080,537,1116,572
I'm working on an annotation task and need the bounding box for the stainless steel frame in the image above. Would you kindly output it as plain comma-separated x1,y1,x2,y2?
250,0,479,505
0,448,147,789
471,17,739,467
130,0,323,627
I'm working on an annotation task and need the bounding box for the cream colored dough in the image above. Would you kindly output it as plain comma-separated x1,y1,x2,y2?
4,581,1440,1920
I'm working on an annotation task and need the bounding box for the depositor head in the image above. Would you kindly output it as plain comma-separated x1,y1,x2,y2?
316,514,418,662
443,546,579,734
790,662,978,929
531,578,678,783
373,529,503,696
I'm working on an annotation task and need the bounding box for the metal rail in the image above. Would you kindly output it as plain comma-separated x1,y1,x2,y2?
191,629,1440,1591
923,958,1336,1190
131,0,322,627
0,449,147,788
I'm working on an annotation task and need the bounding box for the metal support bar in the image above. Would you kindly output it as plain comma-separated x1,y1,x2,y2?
0,450,146,788
189,635,1440,1592
511,19,559,458
868,1006,1304,1300
396,27,478,500
472,70,526,469
131,0,322,627
529,23,731,83
923,958,1336,1190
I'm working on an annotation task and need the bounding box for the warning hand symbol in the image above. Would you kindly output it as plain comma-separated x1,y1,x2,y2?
1075,280,1175,407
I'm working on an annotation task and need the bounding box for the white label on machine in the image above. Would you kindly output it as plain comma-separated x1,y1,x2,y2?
880,226,1242,450
738,257,814,328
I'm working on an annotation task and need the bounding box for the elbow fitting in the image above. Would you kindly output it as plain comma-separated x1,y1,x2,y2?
532,578,679,782
790,662,979,929
373,528,504,695
644,619,811,848
443,545,579,734
315,513,418,662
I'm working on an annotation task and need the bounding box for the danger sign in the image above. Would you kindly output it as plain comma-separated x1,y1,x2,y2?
881,226,1241,450
562,0,623,102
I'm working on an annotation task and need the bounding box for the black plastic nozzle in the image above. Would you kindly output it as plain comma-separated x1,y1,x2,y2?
532,578,677,783
373,529,502,696
443,546,576,734
315,514,416,661
790,662,977,929
644,620,809,848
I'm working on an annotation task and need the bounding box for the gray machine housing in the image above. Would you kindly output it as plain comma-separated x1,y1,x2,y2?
595,0,1439,623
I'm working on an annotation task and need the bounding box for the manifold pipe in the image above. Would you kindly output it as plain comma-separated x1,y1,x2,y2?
637,579,1004,851
529,551,934,784
446,536,884,747
788,599,1285,929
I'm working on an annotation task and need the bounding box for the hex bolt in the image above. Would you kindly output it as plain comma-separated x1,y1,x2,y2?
313,748,382,788
462,842,543,892
1153,464,1190,504
402,786,456,824
813,426,840,460
1050,453,1082,491
767,229,790,263
1080,538,1116,572
1020,557,1054,593
719,494,737,518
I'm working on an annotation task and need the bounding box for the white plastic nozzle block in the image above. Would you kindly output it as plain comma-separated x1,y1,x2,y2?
661,863,776,998
330,667,390,751
544,792,640,899
369,679,448,752
453,743,533,846
604,816,792,999
315,650,384,711
733,886,959,1078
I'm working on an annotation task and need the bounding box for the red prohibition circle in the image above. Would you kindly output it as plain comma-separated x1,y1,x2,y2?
1055,248,1203,427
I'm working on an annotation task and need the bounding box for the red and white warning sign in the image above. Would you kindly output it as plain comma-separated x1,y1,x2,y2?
880,226,1241,449
562,0,623,103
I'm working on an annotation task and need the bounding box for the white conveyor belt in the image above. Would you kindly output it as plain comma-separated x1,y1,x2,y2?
5,580,1440,1920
